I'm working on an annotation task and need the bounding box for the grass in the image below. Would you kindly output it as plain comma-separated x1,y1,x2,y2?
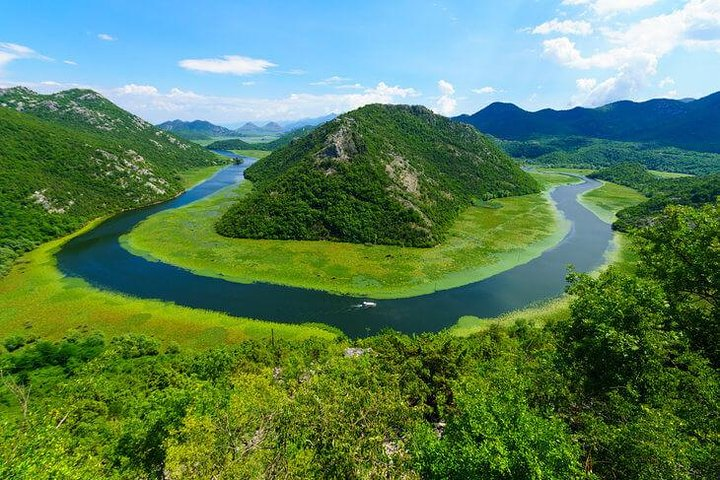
177,164,228,189
452,177,646,336
0,208,336,351
451,296,572,336
122,171,578,300
232,149,272,159
649,170,694,179
578,181,647,223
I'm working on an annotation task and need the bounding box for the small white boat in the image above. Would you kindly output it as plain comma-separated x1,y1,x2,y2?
352,301,378,309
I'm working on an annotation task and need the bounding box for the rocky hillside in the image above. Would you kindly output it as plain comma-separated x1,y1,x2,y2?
156,119,235,140
216,104,539,247
0,87,225,274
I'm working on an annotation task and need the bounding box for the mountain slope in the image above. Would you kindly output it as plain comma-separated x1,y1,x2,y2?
216,104,539,247
157,119,235,140
0,87,225,273
456,92,720,153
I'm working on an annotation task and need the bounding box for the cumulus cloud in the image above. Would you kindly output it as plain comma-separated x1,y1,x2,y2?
178,55,276,76
434,80,457,116
533,19,593,35
0,42,50,72
105,81,419,122
97,33,116,41
472,86,497,94
543,0,720,106
562,0,659,15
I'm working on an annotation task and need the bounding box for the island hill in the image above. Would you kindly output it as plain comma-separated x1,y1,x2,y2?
216,104,540,247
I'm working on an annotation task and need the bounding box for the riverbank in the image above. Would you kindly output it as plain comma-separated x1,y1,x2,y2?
451,178,646,336
0,165,338,349
122,170,580,299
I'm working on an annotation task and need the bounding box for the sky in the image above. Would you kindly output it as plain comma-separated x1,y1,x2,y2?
1,0,720,124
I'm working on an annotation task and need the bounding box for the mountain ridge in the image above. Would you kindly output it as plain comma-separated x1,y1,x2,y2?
455,92,720,153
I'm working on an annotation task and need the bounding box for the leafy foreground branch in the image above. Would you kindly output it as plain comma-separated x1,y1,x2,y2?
1,203,719,479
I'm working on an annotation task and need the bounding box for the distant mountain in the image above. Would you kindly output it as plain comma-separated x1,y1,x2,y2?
157,119,235,140
0,86,224,274
236,122,262,134
216,104,539,247
455,92,720,153
207,125,318,152
263,121,284,132
281,113,336,131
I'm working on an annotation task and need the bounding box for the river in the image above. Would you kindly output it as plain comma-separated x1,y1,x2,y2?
57,156,612,337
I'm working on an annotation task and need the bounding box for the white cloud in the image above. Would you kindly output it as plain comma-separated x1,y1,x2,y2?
472,86,497,94
336,83,364,90
178,55,276,76
434,80,456,116
63,59,78,66
310,75,350,86
0,42,50,72
241,81,255,86
437,79,455,96
658,76,675,88
97,33,116,41
561,0,659,15
533,19,593,35
115,84,159,95
547,0,720,106
101,81,419,122
576,78,597,91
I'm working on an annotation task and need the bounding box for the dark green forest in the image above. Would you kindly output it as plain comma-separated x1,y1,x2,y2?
2,201,719,479
499,136,720,175
589,162,720,230
216,104,539,247
456,92,720,153
0,88,225,275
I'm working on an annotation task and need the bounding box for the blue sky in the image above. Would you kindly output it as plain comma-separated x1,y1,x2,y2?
1,0,719,123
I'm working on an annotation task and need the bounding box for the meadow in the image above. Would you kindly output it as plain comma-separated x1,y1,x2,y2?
123,171,580,299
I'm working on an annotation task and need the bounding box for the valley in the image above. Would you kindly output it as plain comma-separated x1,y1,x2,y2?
2,8,719,472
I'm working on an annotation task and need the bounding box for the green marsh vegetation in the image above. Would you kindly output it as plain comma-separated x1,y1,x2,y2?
2,201,719,479
123,170,575,299
0,221,336,351
589,162,720,230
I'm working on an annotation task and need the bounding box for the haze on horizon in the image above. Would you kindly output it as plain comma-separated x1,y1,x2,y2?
1,0,719,124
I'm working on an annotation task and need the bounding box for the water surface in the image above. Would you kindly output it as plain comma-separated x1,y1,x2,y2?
57,159,612,337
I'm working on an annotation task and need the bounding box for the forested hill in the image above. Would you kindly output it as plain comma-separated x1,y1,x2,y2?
156,119,236,140
455,91,720,153
589,162,720,230
216,104,539,247
0,87,225,274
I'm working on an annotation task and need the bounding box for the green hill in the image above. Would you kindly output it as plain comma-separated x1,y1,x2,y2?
0,87,226,274
216,104,539,247
156,119,236,140
589,162,720,230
